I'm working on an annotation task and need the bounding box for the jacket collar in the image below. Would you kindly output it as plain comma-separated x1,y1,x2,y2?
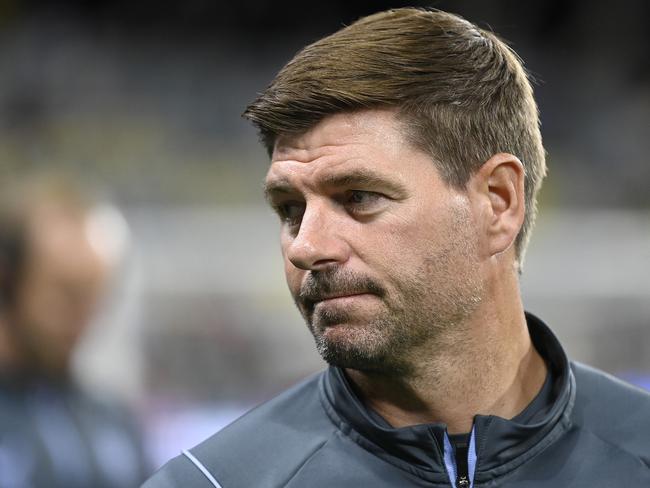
318,312,575,481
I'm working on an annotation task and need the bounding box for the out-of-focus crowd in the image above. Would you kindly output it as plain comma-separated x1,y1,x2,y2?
0,175,149,486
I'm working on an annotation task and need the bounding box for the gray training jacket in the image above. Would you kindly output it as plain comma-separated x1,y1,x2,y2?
143,313,650,487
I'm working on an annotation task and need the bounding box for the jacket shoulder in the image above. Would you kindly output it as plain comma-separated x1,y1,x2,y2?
571,361,650,467
142,454,216,488
143,371,335,488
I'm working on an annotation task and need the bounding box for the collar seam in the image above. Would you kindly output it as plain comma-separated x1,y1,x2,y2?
474,368,576,482
318,388,450,483
474,413,572,484
474,416,493,471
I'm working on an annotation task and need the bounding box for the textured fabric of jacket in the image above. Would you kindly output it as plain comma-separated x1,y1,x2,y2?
143,313,650,487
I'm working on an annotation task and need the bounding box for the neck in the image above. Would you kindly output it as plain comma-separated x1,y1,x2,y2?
346,289,547,434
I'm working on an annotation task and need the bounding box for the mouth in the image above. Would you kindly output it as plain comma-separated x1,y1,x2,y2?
298,270,387,316
311,292,377,310
316,292,371,303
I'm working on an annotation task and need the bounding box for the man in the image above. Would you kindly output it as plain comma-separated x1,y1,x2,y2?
144,8,650,487
0,176,149,487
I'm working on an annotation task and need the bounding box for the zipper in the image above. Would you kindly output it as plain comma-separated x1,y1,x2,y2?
454,439,470,488
442,427,476,488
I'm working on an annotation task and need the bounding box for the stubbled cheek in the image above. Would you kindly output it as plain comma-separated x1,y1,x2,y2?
361,209,452,271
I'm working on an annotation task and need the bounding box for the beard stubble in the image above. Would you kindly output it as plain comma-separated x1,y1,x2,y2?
294,208,484,375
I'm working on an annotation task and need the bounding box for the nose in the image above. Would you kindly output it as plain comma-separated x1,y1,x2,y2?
285,203,349,271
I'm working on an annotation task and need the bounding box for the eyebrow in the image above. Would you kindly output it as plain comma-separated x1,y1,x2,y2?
264,168,407,203
263,177,294,204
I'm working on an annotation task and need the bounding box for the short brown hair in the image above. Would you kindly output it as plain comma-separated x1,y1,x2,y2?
244,7,546,267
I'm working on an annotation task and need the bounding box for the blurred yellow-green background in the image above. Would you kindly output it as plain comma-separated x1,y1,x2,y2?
1,0,648,469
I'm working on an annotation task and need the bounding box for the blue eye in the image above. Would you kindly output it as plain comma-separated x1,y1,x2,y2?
347,190,381,206
342,190,389,218
349,191,368,204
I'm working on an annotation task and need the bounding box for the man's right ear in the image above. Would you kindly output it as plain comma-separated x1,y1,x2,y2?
466,152,525,259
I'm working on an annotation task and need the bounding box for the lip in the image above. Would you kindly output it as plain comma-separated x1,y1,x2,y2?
315,292,373,304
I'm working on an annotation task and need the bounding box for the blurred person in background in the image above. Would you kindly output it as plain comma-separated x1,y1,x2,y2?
0,174,149,487
145,7,650,488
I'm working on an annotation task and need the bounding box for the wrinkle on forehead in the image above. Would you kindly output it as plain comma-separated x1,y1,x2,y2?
272,109,407,163
264,109,436,200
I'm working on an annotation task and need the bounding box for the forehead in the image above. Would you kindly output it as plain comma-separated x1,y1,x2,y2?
266,109,420,188
274,109,407,158
275,109,404,154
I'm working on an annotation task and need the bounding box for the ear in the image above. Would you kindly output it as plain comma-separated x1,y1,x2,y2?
468,153,525,257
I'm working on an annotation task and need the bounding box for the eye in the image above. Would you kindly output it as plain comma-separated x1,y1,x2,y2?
349,190,367,204
345,190,383,208
274,201,305,225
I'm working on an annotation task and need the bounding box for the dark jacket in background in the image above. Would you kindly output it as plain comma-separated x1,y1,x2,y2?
0,378,149,488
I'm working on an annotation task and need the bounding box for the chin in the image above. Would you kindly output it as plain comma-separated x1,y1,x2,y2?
313,325,408,374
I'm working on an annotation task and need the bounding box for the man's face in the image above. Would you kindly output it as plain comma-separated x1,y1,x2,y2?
10,207,109,378
265,109,485,373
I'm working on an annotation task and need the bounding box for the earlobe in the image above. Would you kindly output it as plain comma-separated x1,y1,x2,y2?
473,153,525,257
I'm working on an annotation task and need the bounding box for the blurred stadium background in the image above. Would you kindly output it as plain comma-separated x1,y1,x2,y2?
1,0,648,468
